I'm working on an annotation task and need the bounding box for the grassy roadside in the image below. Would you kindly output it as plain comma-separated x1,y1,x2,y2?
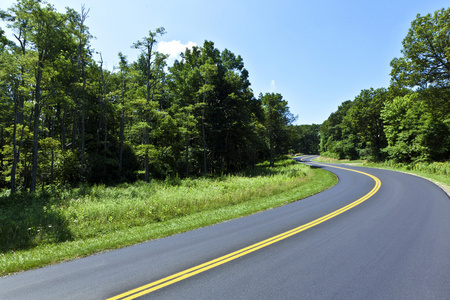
313,156,367,165
0,158,337,276
313,156,450,194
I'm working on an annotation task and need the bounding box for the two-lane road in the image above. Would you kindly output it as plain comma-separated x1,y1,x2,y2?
1,156,450,299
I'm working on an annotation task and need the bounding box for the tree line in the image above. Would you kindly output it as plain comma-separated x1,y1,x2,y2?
0,0,321,193
320,8,450,163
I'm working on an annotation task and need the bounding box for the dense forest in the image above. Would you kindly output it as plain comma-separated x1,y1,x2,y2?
0,0,323,193
4,1,446,196
320,8,450,163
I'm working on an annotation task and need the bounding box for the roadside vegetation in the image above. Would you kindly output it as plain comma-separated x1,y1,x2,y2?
316,8,449,194
319,8,450,165
0,1,321,195
365,161,450,191
0,158,336,276
314,156,450,192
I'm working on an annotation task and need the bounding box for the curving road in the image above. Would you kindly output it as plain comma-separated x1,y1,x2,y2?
1,155,450,299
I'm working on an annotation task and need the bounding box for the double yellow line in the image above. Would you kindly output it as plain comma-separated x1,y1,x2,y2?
108,156,381,300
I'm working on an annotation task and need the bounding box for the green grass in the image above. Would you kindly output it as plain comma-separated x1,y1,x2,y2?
313,156,367,164
363,161,450,191
314,156,449,193
0,158,337,276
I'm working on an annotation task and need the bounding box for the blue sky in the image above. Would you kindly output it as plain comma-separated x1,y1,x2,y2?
2,0,449,124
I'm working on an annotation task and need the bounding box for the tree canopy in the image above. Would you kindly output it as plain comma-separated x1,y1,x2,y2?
320,7,450,163
0,0,298,193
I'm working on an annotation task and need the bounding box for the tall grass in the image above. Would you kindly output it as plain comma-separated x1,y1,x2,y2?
368,160,450,190
0,158,338,275
0,159,324,256
55,159,307,239
379,160,450,176
316,155,450,192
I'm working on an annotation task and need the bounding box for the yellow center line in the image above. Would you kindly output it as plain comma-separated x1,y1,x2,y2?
108,157,381,300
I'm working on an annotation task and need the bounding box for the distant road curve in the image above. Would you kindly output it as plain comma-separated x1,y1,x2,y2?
1,155,450,299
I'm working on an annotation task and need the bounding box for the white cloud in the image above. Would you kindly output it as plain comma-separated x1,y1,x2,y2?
270,80,276,92
157,40,197,66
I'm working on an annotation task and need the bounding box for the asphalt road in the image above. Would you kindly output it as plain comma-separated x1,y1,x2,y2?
1,156,450,299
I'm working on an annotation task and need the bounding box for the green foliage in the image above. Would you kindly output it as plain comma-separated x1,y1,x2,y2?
0,0,300,191
320,7,449,164
390,8,450,89
1,124,33,188
291,124,321,154
341,88,389,161
381,92,450,162
379,160,450,176
320,100,357,159
259,92,296,166
59,151,83,184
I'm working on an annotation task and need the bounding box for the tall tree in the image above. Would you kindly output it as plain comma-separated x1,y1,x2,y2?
117,52,128,172
78,5,89,169
342,88,389,161
319,100,354,159
133,27,166,182
390,8,450,89
260,93,295,167
388,7,450,162
7,0,71,191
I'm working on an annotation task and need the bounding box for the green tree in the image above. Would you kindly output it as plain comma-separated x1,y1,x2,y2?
260,92,295,167
291,124,320,154
168,41,262,175
388,7,450,162
133,27,166,182
342,88,389,161
167,47,204,176
390,8,450,89
319,100,355,159
6,0,75,191
382,92,450,162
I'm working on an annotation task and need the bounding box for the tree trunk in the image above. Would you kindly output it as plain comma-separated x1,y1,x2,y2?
202,95,207,177
30,67,43,192
269,130,274,168
80,55,86,167
56,103,66,151
96,57,104,155
11,95,18,194
185,111,189,177
144,126,149,182
119,78,125,172
79,6,89,168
